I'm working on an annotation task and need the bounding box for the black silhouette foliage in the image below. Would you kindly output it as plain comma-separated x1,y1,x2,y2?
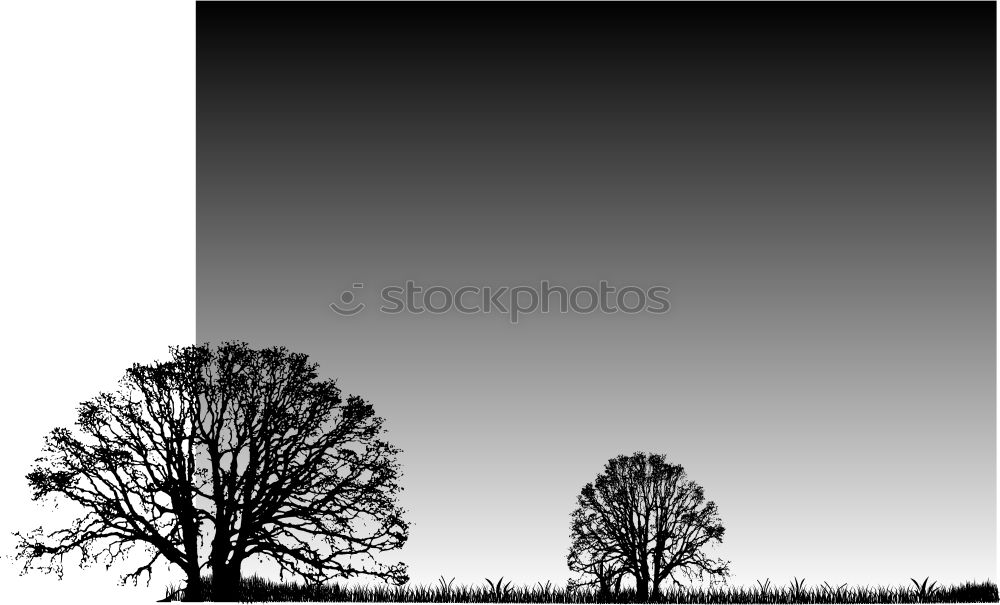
188,343,409,600
15,343,408,602
568,453,730,599
14,359,206,598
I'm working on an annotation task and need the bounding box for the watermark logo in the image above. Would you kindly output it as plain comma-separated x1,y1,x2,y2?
330,281,669,324
328,282,366,316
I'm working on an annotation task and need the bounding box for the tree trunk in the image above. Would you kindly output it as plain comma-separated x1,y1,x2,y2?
651,557,661,598
182,569,203,602
209,522,238,602
634,569,650,601
597,574,611,599
637,543,651,601
210,563,242,602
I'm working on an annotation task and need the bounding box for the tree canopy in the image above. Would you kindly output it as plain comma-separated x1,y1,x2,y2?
15,343,408,601
568,453,730,599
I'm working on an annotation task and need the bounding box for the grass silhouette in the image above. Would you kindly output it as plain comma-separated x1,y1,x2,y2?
163,575,999,603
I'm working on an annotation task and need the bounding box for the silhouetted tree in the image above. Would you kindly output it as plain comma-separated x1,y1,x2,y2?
568,453,729,600
184,343,409,601
16,343,409,602
14,358,207,600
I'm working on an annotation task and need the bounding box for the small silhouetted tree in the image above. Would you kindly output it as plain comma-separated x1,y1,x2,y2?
14,358,207,600
568,453,729,600
183,343,409,601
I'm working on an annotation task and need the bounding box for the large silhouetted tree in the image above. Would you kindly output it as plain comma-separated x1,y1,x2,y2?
568,453,730,600
186,343,409,601
14,357,207,600
16,343,409,602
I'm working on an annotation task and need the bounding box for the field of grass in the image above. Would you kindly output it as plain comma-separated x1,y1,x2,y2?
164,575,999,603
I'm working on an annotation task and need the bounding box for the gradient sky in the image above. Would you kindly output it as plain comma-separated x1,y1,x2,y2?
197,3,996,587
